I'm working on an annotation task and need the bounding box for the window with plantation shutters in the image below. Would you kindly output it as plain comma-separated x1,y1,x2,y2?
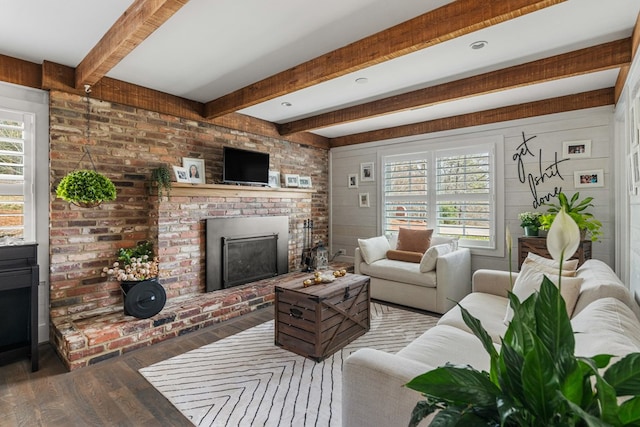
382,142,496,250
436,147,493,248
383,154,430,235
0,110,34,241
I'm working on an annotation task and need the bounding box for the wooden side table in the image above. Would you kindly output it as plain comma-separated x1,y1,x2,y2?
518,237,591,269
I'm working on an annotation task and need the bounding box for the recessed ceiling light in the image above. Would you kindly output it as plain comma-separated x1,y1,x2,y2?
281,101,292,107
470,40,488,50
355,77,368,84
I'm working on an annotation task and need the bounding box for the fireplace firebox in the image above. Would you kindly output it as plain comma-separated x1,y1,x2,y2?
206,216,289,292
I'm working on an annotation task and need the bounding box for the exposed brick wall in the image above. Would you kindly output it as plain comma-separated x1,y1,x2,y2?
49,90,329,320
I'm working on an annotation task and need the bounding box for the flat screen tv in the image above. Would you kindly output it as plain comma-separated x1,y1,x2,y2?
222,146,270,186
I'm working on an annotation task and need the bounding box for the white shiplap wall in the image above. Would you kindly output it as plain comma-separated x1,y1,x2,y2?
617,47,640,303
330,106,614,273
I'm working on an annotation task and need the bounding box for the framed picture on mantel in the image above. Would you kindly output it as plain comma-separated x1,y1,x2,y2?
182,157,205,184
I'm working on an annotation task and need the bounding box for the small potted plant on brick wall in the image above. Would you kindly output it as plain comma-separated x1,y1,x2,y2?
151,165,172,198
102,241,166,319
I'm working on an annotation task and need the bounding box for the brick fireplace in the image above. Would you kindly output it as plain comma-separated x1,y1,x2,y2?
50,183,319,370
48,90,329,370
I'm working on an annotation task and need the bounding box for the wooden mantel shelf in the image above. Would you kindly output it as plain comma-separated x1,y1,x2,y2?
169,183,315,199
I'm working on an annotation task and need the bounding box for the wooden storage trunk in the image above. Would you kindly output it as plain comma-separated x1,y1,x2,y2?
274,273,370,361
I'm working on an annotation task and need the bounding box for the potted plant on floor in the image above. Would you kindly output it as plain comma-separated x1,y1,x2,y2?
518,211,541,236
539,191,602,241
56,169,117,208
102,241,166,319
405,208,640,426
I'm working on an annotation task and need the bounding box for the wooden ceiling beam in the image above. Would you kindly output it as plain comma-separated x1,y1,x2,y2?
203,0,566,119
330,88,614,147
42,61,329,150
74,0,189,89
0,54,41,89
282,38,630,135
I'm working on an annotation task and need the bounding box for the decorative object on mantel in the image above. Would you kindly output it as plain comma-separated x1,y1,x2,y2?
151,165,172,198
268,170,280,188
55,85,116,208
539,191,602,241
182,157,205,184
102,241,166,319
285,173,300,188
298,176,312,188
172,165,190,183
518,211,541,236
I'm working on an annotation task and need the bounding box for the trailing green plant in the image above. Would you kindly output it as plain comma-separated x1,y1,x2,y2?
405,209,640,426
55,169,116,207
539,191,602,242
151,166,172,198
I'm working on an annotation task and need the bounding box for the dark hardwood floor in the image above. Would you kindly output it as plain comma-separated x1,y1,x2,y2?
0,307,274,427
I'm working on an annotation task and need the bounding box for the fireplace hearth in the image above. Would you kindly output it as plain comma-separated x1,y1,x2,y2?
206,216,289,292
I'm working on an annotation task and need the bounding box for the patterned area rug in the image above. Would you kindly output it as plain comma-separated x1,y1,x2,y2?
139,303,439,427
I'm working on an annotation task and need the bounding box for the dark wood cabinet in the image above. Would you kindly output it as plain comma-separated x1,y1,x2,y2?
518,237,591,269
0,244,39,371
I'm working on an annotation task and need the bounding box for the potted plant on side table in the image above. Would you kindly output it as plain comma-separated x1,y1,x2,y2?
102,241,166,319
518,211,541,236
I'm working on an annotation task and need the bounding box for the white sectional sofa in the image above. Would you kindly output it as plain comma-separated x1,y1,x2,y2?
343,259,640,427
354,235,471,314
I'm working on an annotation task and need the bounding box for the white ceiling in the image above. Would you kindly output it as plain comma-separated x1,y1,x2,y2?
1,0,639,140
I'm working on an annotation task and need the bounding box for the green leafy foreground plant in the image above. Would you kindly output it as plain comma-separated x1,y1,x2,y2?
406,208,640,426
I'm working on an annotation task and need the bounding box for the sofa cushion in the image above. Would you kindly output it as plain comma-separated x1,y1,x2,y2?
396,227,433,253
358,258,437,288
386,249,422,263
573,259,640,320
357,235,390,264
507,261,583,322
419,244,452,273
437,292,509,343
571,297,640,358
397,324,496,371
526,252,579,272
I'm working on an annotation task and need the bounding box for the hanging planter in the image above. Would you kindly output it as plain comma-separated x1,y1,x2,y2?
56,85,117,208
56,169,117,208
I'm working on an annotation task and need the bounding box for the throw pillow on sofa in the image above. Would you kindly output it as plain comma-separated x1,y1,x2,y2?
357,235,391,264
386,249,423,263
526,252,579,272
396,227,433,253
522,257,577,277
419,243,452,273
504,261,583,324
